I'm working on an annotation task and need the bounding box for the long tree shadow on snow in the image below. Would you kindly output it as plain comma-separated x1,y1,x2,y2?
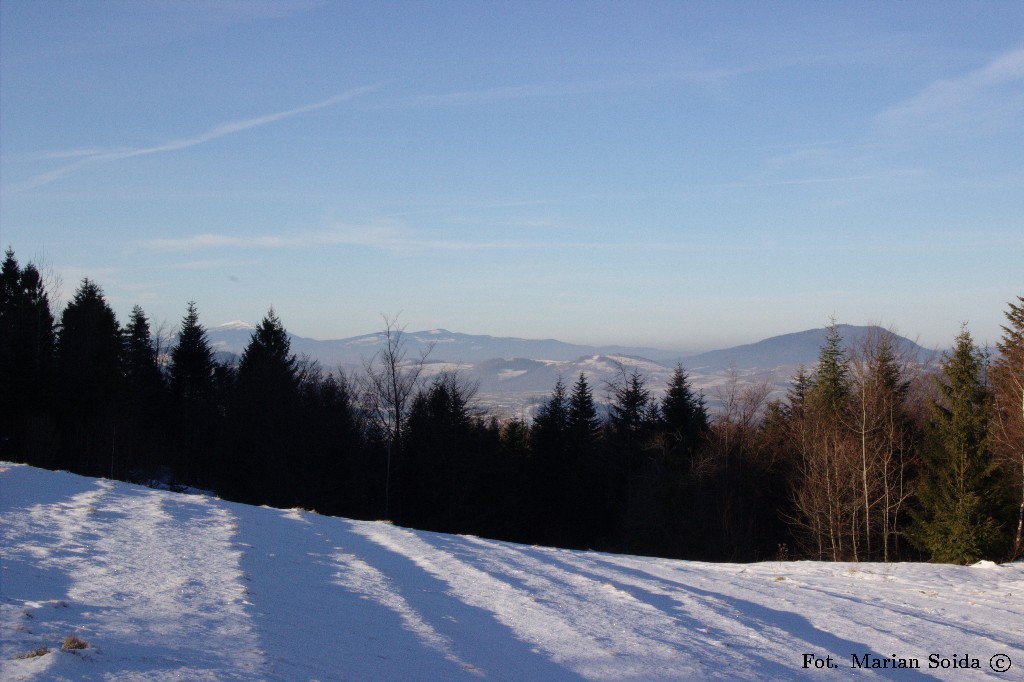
233,510,583,681
0,469,114,608
0,464,109,516
340,521,590,682
575,554,942,681
418,535,799,679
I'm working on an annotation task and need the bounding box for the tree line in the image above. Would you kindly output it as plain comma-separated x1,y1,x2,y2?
2,247,1021,564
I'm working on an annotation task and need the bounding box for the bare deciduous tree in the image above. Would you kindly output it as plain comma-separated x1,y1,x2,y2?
360,314,434,519
847,326,920,561
991,296,1024,560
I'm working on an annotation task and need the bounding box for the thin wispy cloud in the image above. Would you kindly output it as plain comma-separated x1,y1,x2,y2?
147,224,405,252
378,67,740,110
15,147,136,162
146,224,548,254
11,85,383,193
143,224,767,256
876,48,1024,134
703,173,913,190
383,197,561,217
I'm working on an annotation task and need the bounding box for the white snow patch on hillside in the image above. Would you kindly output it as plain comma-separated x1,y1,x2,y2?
2,462,1022,681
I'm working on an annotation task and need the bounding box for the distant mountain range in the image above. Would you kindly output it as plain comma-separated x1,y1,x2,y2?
206,323,934,417
206,324,684,366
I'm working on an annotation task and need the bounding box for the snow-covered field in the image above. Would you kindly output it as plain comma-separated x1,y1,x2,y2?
2,462,1022,681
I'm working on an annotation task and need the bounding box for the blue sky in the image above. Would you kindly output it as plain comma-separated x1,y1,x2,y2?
1,1,1021,351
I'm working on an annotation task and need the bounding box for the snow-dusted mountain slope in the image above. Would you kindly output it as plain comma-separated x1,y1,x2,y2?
2,463,1021,681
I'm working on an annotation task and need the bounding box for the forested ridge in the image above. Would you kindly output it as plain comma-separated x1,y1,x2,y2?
2,247,1021,564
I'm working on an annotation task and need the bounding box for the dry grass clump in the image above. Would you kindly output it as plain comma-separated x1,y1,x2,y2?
61,634,88,650
15,646,50,659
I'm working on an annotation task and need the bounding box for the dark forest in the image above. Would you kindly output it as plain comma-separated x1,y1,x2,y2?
3,248,1022,564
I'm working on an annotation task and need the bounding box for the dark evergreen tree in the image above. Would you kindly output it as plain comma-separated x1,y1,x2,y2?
609,369,654,443
786,365,813,421
123,306,163,394
910,326,1006,563
56,279,123,474
564,372,612,547
225,309,300,505
568,372,601,452
169,301,215,402
237,308,297,396
0,248,18,315
120,305,169,477
810,322,851,411
531,377,569,459
500,418,531,462
0,249,57,463
485,417,535,542
661,363,708,457
529,377,570,544
606,369,655,493
401,371,480,532
297,369,365,517
0,249,20,457
612,364,709,558
58,279,122,402
167,301,218,485
608,368,667,554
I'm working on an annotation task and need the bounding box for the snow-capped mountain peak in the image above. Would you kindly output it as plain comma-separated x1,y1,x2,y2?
213,320,256,331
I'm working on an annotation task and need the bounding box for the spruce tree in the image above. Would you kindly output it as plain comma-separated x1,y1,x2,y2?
910,326,1004,563
661,363,708,456
0,250,57,462
811,322,850,412
0,250,21,456
18,264,57,405
227,309,302,505
123,305,164,400
568,372,601,451
532,377,569,455
0,252,56,410
169,301,215,402
119,305,169,476
401,372,477,530
56,279,123,473
609,370,653,439
57,279,123,409
0,248,20,326
608,369,656,502
298,369,364,517
529,377,570,543
787,365,812,420
237,308,297,397
565,372,611,547
167,301,219,486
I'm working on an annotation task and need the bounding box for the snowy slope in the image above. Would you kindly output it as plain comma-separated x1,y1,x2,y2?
2,463,1022,681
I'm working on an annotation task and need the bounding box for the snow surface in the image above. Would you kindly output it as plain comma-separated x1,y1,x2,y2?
2,462,1022,681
